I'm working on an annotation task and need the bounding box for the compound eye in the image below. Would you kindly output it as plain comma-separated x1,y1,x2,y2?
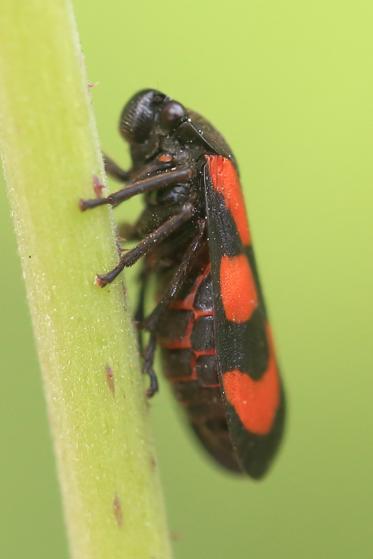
119,89,166,144
160,101,186,130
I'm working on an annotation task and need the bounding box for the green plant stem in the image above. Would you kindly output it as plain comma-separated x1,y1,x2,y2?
0,2,172,558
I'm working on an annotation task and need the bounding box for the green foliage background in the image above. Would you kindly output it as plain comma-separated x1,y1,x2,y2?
1,1,372,558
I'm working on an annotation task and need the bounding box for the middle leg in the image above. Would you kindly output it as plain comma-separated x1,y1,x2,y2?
96,204,195,287
141,219,206,396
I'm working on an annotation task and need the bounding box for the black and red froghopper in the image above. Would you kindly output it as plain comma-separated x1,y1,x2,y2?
80,89,285,478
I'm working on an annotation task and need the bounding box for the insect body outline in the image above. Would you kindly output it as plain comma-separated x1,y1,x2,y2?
80,89,285,478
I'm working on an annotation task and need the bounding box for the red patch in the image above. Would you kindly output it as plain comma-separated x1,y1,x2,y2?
222,328,280,435
158,153,173,163
159,264,217,385
220,254,257,323
206,155,251,246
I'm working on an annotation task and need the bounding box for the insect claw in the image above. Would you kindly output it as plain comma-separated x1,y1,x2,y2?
95,274,109,288
145,371,159,398
79,198,89,211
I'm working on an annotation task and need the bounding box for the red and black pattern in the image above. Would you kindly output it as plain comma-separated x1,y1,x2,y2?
204,156,285,477
158,261,242,472
80,89,286,478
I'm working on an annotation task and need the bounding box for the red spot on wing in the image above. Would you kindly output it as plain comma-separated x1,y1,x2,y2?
220,254,258,323
222,329,280,435
206,155,251,246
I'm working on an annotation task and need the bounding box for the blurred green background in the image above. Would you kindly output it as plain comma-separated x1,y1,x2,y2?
1,1,372,557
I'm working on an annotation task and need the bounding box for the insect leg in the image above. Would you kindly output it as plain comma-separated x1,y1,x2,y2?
103,152,176,183
141,220,206,397
80,167,193,211
117,221,142,242
134,265,149,353
96,204,195,287
143,333,158,397
103,154,131,182
143,219,206,332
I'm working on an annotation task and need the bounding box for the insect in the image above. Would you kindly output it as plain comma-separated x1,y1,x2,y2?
80,89,285,478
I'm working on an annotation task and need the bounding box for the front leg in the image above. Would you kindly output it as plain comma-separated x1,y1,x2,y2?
103,154,131,183
103,152,176,184
80,166,193,211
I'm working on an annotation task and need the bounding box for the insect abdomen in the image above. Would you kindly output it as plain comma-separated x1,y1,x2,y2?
158,263,241,472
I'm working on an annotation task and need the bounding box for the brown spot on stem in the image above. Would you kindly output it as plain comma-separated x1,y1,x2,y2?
105,365,115,396
121,283,128,300
113,494,123,527
92,175,104,198
150,455,157,471
170,531,183,542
